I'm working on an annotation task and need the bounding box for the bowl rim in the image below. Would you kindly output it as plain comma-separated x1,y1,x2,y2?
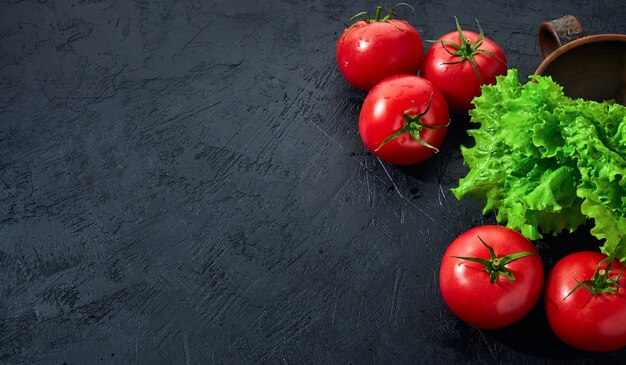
535,33,626,75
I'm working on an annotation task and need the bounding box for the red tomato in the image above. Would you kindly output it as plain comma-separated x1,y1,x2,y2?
336,6,423,91
358,75,449,165
421,18,506,114
545,251,626,352
439,225,544,329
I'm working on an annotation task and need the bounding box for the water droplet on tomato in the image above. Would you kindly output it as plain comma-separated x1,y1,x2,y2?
344,61,349,67
400,137,407,143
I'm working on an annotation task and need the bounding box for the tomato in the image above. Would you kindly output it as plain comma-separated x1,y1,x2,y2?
336,5,422,91
545,251,626,352
421,18,507,114
358,75,449,165
439,225,544,329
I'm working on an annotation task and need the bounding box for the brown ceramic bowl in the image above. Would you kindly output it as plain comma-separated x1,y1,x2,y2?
535,17,626,105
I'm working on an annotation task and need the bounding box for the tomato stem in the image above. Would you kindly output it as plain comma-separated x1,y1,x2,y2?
430,17,506,82
373,6,383,22
374,94,450,152
564,245,624,299
344,3,415,33
451,235,536,284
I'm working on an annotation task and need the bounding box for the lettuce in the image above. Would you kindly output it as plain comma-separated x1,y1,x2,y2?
452,69,626,261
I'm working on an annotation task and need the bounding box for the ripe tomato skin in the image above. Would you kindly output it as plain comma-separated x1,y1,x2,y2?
421,30,506,114
439,225,544,329
545,251,626,352
336,20,423,91
358,75,449,165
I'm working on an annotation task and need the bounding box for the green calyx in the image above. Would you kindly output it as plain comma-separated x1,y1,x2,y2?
374,94,449,152
346,3,414,30
564,246,625,299
451,235,536,284
431,17,505,82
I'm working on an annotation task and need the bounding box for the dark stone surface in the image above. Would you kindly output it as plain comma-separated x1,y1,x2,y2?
1,0,625,364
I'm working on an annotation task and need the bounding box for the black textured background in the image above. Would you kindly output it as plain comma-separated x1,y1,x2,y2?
1,0,626,364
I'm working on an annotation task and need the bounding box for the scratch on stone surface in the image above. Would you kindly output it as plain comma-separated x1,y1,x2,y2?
364,163,373,205
310,118,339,145
330,287,338,325
438,184,447,206
160,101,221,126
179,22,213,53
183,332,191,365
376,158,438,223
478,329,499,364
388,266,403,326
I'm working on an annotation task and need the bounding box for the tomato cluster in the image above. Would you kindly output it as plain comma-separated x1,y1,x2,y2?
336,7,506,165
335,6,626,353
439,226,626,352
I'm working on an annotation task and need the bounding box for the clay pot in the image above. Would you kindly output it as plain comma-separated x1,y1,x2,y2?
535,15,626,105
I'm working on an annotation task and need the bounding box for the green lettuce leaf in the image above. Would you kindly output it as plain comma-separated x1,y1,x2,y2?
452,69,626,260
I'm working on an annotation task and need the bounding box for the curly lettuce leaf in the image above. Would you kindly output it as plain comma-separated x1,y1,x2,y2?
452,69,626,260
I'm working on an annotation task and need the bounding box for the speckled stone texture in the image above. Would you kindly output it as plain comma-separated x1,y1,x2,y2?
1,0,625,364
